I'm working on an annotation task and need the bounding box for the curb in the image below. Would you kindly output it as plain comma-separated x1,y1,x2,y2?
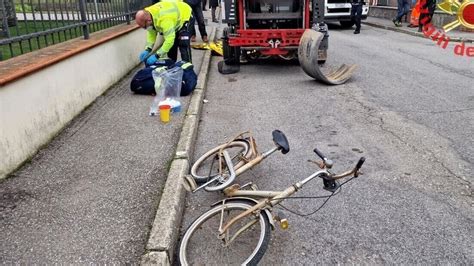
362,21,474,43
140,27,217,265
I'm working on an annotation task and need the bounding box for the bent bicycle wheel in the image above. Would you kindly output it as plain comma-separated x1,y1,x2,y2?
178,201,271,265
191,140,252,183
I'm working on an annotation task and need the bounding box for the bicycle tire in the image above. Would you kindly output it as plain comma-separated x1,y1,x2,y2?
178,201,271,265
191,140,252,183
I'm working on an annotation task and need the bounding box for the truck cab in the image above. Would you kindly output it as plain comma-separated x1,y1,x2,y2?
324,0,369,27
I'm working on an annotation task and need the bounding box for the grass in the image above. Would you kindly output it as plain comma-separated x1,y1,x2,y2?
1,0,134,60
1,20,123,61
15,4,33,13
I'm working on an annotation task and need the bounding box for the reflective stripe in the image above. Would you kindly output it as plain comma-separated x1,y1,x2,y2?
181,62,192,69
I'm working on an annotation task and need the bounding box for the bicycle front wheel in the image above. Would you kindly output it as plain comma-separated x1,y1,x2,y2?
191,140,252,183
178,201,271,265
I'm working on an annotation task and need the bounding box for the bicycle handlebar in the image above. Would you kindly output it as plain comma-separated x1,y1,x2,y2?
313,148,366,179
355,157,365,171
313,148,326,160
313,148,333,168
328,156,365,180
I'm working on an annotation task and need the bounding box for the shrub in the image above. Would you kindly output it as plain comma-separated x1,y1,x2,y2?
15,4,33,13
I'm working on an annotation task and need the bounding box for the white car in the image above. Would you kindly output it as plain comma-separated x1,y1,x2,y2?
324,0,369,27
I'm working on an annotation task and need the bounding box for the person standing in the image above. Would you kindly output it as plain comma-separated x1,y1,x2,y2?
136,1,193,64
407,0,421,28
351,0,364,34
209,0,219,22
393,0,410,27
418,0,436,32
184,0,209,42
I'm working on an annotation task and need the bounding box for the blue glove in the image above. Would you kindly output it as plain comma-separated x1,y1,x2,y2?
146,54,159,66
139,49,151,62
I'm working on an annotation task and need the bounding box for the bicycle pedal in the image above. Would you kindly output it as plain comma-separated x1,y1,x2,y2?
274,211,289,230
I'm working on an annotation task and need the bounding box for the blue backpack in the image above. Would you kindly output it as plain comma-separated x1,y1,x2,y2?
130,60,197,96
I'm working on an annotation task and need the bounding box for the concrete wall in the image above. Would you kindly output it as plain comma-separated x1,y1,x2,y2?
0,29,144,179
369,6,456,28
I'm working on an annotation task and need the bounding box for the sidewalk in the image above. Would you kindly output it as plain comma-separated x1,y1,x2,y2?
363,16,474,43
0,21,215,265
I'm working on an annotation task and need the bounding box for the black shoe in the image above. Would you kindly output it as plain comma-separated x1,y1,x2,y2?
354,29,360,34
392,18,401,27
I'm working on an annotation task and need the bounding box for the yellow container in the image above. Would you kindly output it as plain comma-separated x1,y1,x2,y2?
159,105,171,123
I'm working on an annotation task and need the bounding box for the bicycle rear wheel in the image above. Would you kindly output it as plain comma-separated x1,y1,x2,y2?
178,201,271,265
191,140,252,183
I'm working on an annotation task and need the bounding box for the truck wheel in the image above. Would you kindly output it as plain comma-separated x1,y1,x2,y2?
340,20,355,28
223,27,240,65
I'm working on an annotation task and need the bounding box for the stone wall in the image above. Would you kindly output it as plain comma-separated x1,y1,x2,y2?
0,25,143,179
369,6,457,28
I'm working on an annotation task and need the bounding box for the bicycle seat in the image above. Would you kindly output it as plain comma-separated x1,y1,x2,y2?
272,130,290,154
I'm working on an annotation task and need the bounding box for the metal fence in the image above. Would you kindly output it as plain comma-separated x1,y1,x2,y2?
0,0,151,61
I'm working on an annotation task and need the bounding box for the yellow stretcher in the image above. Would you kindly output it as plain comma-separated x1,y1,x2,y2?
191,40,223,56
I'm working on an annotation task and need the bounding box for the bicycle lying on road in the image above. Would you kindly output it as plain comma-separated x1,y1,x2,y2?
186,130,290,192
179,132,366,265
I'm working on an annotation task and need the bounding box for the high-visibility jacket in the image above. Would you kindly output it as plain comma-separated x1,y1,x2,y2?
144,1,192,57
410,0,421,26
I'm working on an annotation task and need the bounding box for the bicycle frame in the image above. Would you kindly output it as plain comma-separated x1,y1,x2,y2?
192,132,282,192
222,131,282,176
218,165,359,239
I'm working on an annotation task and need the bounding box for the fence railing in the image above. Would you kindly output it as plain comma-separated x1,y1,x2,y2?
0,0,151,61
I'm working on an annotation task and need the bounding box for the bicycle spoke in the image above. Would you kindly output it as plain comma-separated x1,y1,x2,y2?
180,203,269,265
192,141,251,182
228,218,259,245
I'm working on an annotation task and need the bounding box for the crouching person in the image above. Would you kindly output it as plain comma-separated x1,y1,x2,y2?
136,1,193,65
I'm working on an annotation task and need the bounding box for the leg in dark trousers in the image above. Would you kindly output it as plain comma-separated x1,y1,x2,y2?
351,3,362,33
191,4,208,40
168,23,193,63
210,0,219,22
178,22,192,62
167,37,180,63
189,16,196,39
395,0,410,22
202,0,207,10
211,6,217,22
418,0,436,31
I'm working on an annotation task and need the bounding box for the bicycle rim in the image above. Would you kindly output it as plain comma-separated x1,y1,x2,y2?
178,201,271,265
191,140,251,183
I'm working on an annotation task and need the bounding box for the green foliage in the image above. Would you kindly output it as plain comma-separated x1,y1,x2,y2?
15,3,33,13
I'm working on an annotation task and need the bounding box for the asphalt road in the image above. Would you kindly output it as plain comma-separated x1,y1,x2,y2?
179,24,473,264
